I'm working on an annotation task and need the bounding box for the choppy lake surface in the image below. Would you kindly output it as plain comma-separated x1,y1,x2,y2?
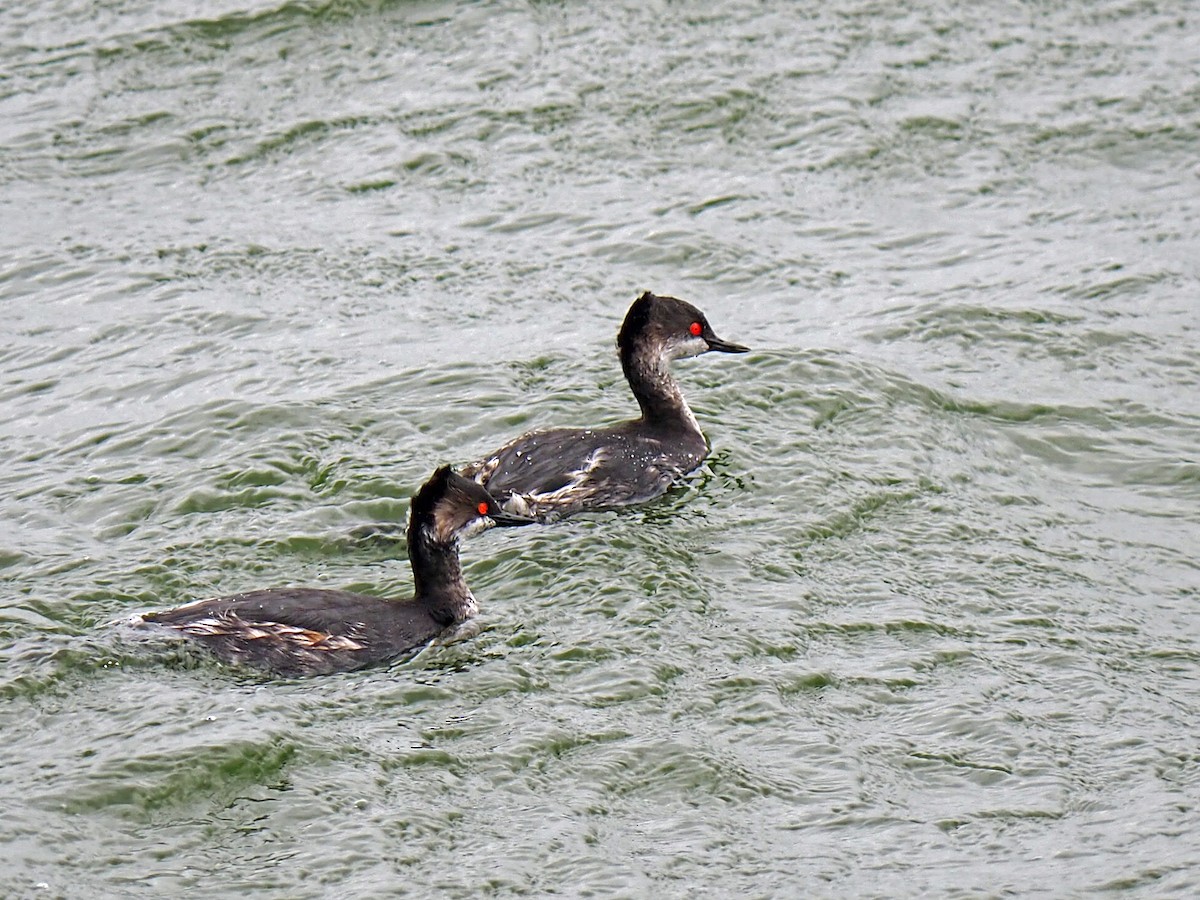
2,0,1199,896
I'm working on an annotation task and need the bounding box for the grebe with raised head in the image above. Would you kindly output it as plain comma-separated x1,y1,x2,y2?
133,466,530,676
461,292,748,522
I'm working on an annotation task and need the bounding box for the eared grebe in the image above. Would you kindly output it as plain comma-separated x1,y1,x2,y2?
134,467,530,676
461,292,748,522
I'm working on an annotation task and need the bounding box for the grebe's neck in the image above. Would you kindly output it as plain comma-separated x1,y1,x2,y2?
407,524,477,625
621,343,702,434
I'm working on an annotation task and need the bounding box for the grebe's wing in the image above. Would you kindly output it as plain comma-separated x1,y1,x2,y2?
142,588,396,644
463,427,685,519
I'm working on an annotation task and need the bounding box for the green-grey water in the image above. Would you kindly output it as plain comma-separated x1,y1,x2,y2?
3,0,1199,896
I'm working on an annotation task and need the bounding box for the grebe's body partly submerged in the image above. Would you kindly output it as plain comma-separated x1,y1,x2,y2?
134,467,529,676
462,292,748,522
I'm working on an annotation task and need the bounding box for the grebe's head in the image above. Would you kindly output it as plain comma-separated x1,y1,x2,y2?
618,291,749,362
411,466,532,543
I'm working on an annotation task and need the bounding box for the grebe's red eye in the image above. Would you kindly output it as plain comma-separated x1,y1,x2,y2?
477,501,489,516
689,321,702,337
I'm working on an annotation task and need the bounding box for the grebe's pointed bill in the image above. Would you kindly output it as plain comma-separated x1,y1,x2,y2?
703,330,750,354
489,508,536,528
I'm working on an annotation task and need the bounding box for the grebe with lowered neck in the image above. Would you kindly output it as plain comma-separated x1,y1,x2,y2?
461,292,749,523
133,467,530,676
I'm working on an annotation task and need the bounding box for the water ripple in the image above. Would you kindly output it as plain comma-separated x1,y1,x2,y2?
2,0,1200,895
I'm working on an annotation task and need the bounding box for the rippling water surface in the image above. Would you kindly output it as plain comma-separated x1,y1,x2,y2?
3,0,1199,896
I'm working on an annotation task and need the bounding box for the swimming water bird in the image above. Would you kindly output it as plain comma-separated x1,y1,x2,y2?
133,466,530,676
461,291,749,522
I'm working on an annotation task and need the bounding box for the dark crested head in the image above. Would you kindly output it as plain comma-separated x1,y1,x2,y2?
411,466,532,543
618,291,749,361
